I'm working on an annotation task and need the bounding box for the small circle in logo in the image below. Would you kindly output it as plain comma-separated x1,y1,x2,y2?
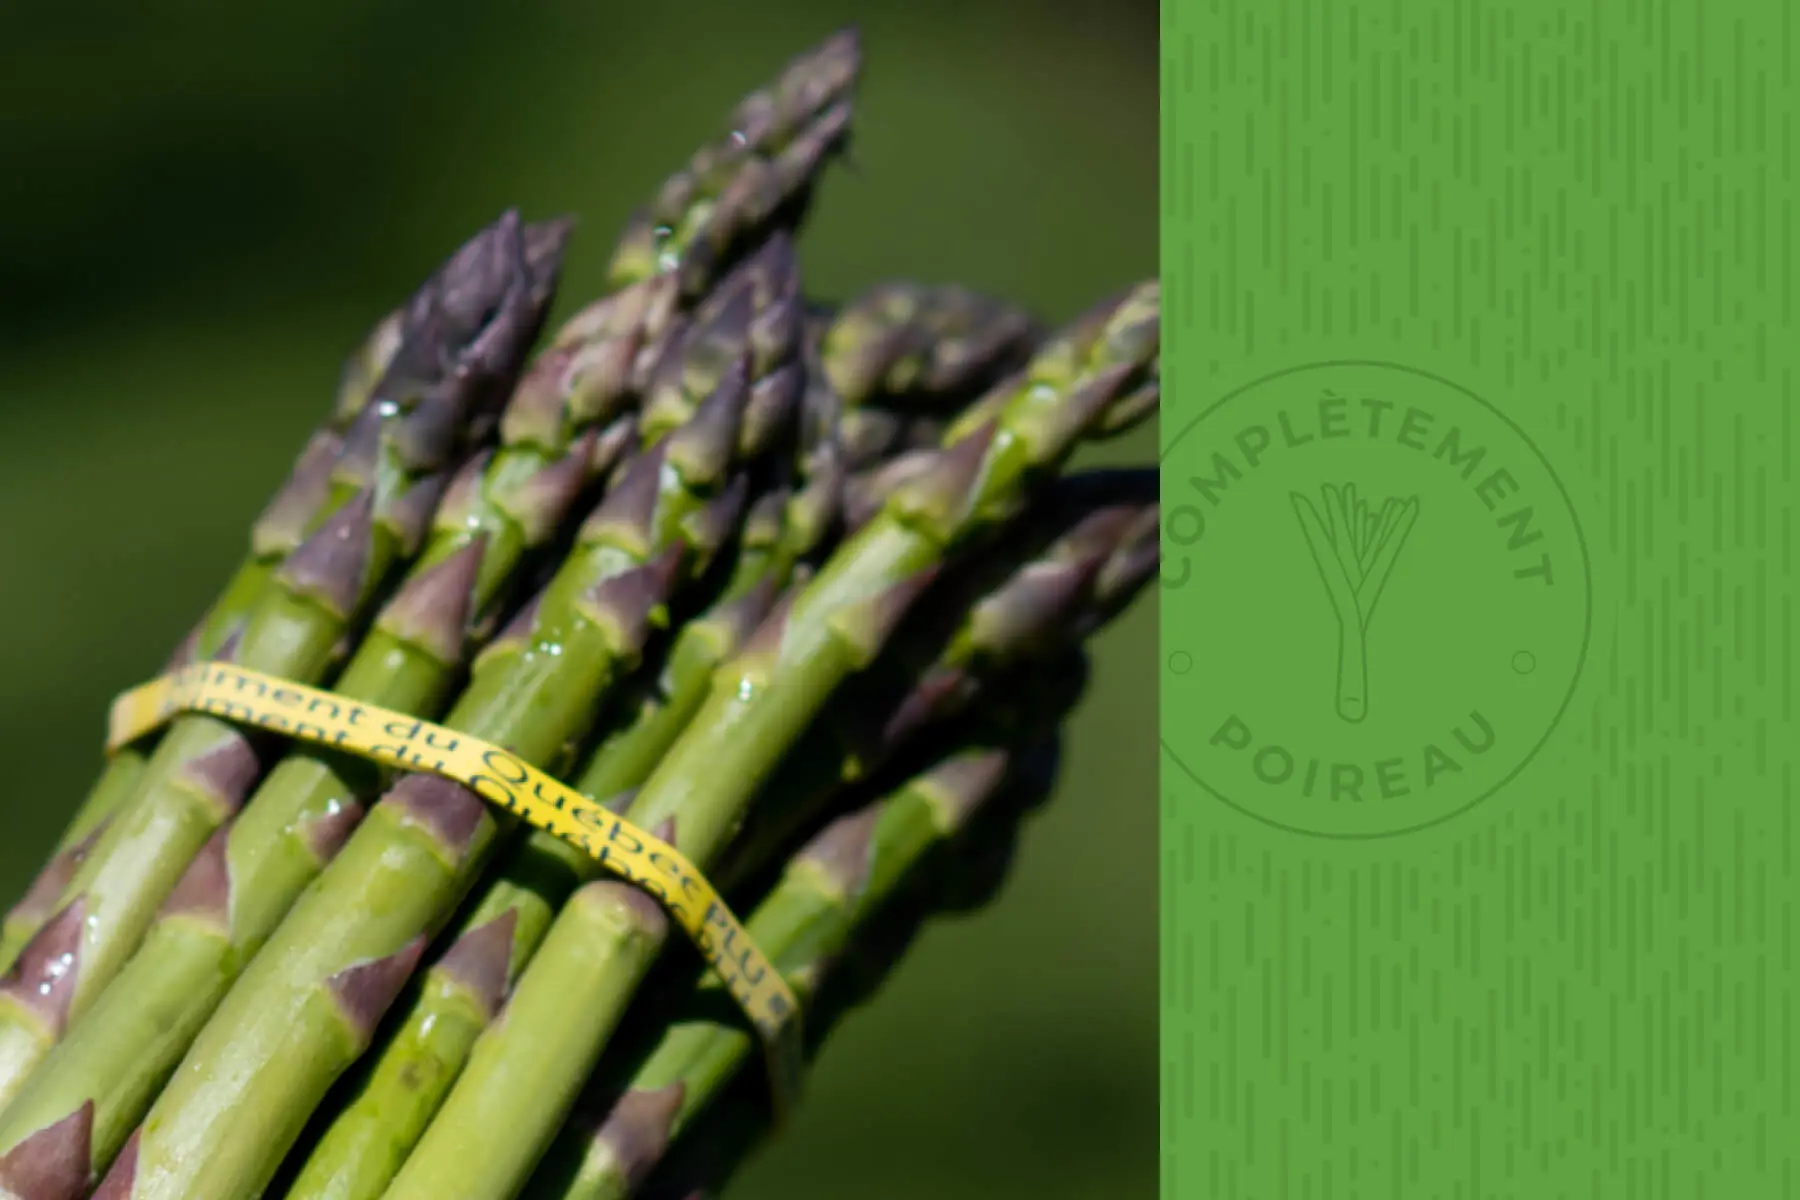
1161,361,1591,838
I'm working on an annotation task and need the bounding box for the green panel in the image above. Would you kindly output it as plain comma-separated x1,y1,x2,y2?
1163,1,1797,1194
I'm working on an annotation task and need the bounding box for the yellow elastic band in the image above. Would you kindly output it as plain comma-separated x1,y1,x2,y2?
107,661,803,1115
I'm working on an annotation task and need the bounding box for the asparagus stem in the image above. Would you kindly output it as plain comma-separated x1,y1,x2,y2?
0,215,562,1123
279,240,816,1200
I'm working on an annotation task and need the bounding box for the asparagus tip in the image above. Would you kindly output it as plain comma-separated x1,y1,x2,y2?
434,209,527,336
589,415,641,481
525,432,605,544
581,442,668,556
590,1083,687,1193
834,564,943,667
741,361,804,459
385,468,457,559
377,535,490,665
275,486,378,619
250,430,345,559
888,418,999,537
918,746,1014,830
579,544,687,657
796,803,882,898
481,586,548,665
879,665,973,752
503,345,576,442
663,357,750,485
681,474,752,562
332,401,386,489
523,216,578,308
736,581,800,665
714,574,785,649
432,447,498,535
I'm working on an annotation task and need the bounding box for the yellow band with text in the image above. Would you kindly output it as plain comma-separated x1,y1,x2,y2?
107,661,803,1112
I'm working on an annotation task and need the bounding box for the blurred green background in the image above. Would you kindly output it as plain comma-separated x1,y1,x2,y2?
0,3,1155,1197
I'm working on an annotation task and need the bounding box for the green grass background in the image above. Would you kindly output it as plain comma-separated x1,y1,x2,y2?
0,4,1156,1197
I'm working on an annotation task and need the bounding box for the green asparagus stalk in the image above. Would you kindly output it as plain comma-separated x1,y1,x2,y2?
609,30,860,301
521,728,1063,1200
91,294,773,1200
276,239,817,1200
372,469,1155,1200
0,312,405,970
0,215,565,1115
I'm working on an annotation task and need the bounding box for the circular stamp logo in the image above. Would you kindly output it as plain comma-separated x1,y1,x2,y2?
1161,362,1591,838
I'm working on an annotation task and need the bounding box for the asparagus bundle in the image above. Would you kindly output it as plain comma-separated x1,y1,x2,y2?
0,32,865,1196
0,27,1155,1200
379,475,1157,1200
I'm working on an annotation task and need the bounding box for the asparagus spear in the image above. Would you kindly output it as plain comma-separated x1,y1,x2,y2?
609,30,860,301
277,240,814,1200
0,315,403,969
521,726,1064,1200
373,473,1156,1200
92,289,775,1200
0,215,563,1112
